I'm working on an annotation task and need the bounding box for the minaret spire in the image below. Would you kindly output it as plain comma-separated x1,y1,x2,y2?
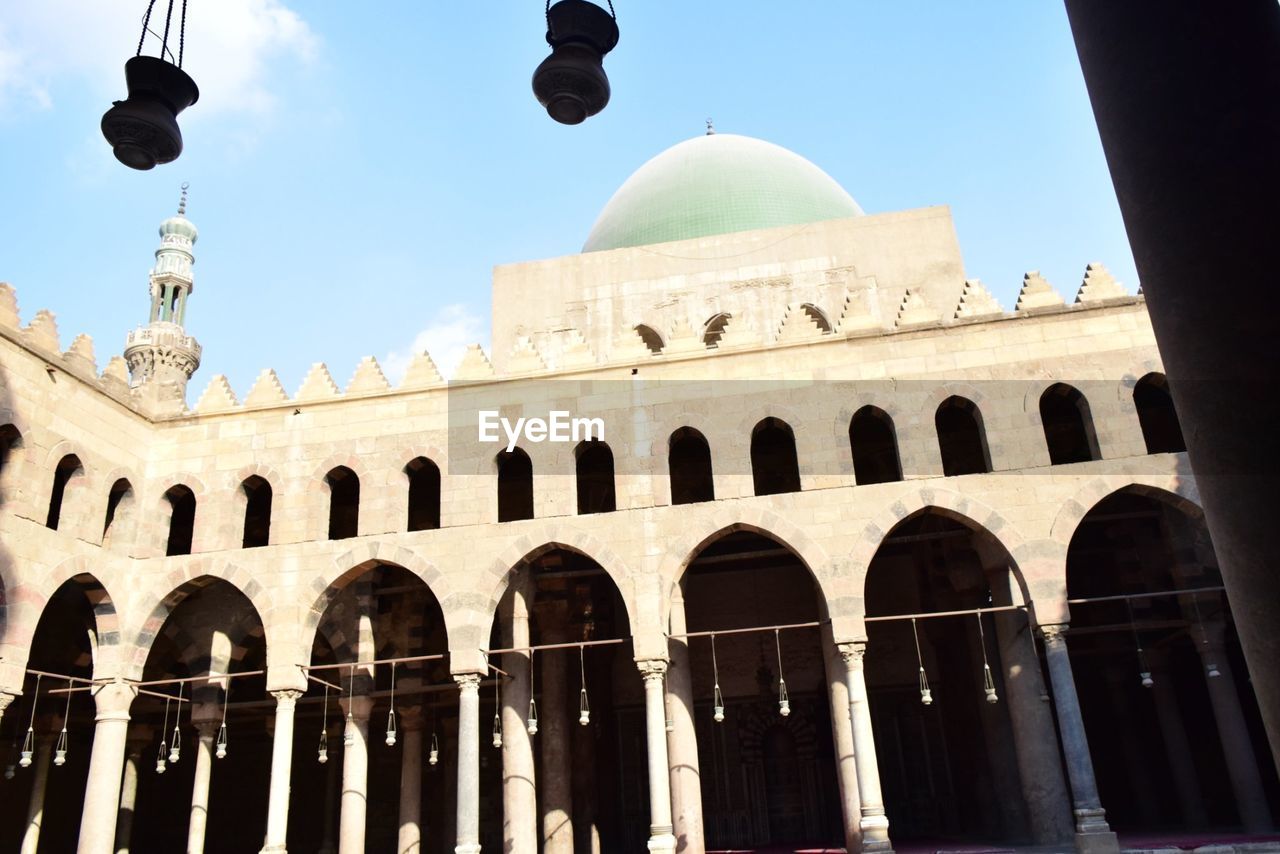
123,186,203,414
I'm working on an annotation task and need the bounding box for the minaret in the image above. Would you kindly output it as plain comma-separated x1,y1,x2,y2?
124,184,203,413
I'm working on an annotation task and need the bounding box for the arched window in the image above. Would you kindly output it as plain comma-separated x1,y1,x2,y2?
1133,373,1186,454
405,457,441,531
669,427,714,505
635,324,664,355
849,406,902,484
103,478,133,541
800,303,833,333
242,476,272,548
1040,384,1100,464
751,418,801,496
326,466,360,540
46,453,84,530
164,484,196,556
935,397,991,476
497,448,534,522
703,313,732,348
575,440,616,514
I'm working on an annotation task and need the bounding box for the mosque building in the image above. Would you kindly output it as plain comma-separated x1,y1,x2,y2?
0,129,1275,854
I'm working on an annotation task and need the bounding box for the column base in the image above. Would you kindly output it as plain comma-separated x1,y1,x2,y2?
1072,810,1119,854
858,814,894,852
455,845,482,854
259,847,287,854
647,831,676,853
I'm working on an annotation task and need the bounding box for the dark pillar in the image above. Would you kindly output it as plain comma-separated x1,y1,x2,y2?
1063,0,1280,771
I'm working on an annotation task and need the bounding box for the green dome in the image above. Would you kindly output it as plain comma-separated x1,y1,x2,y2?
583,132,862,252
159,214,198,243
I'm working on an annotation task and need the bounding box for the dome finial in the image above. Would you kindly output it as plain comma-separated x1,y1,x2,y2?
178,182,190,216
705,118,715,136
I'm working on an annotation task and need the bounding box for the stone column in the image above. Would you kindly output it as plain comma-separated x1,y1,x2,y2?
501,575,537,852
1039,627,1119,854
539,614,574,854
20,735,54,854
638,659,676,854
77,679,138,854
398,707,424,854
667,590,705,854
991,607,1074,845
1146,649,1208,826
261,689,303,854
454,672,483,854
187,708,220,854
820,626,861,854
114,736,147,854
1193,621,1273,832
339,694,374,854
838,642,892,853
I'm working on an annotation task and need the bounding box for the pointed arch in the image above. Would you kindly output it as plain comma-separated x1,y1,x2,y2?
1040,383,1101,464
751,417,801,495
849,405,903,484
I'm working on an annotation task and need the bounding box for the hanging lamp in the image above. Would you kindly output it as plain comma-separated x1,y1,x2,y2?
215,682,229,760
663,674,675,733
54,679,72,767
911,619,933,706
101,0,200,169
168,682,183,763
344,666,356,748
976,612,999,704
428,730,440,767
492,673,504,749
317,683,330,764
1191,594,1222,678
156,695,171,774
19,674,40,768
710,634,725,723
385,662,399,747
774,630,791,717
578,646,591,726
1126,599,1154,687
532,0,620,125
527,649,539,735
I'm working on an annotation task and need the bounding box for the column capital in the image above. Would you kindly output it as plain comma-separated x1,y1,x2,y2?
1039,624,1070,645
454,672,483,693
270,689,304,708
92,678,138,721
636,658,668,682
837,639,868,668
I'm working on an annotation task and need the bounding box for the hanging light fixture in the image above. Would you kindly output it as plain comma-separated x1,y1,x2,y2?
976,612,999,704
774,630,791,717
156,695,171,774
317,683,330,764
911,619,933,706
1126,599,1154,688
1025,613,1051,703
385,662,399,747
663,675,674,733
102,0,200,169
527,649,539,735
578,646,591,726
215,681,230,760
1191,594,1222,678
532,0,620,125
54,679,73,767
344,666,356,748
168,682,184,763
710,634,725,723
19,674,40,768
492,672,504,749
428,730,440,767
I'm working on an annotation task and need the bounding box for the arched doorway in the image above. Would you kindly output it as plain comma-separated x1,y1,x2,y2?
486,546,632,851
1066,488,1278,834
677,529,844,851
0,576,111,853
864,510,1064,848
304,561,450,852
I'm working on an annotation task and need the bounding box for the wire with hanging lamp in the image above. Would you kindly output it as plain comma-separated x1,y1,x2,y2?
428,705,440,767
527,648,539,736
711,634,725,723
101,0,200,169
19,673,40,768
1126,598,1154,688
156,694,171,774
54,677,72,767
215,680,229,760
911,618,933,706
532,0,620,125
1190,593,1222,678
385,662,398,747
774,629,791,717
578,645,591,726
168,681,183,763
317,683,330,764
344,665,356,748
492,668,504,749
664,674,675,733
976,612,999,704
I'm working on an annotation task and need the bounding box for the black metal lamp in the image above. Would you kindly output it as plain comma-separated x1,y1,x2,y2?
532,0,619,125
102,1,200,170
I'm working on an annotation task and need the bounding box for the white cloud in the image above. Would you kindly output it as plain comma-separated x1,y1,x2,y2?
0,0,317,118
383,304,488,385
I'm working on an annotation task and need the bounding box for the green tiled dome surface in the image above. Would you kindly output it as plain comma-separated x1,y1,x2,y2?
583,133,862,253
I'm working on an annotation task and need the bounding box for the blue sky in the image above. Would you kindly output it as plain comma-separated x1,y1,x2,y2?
0,1,1136,398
